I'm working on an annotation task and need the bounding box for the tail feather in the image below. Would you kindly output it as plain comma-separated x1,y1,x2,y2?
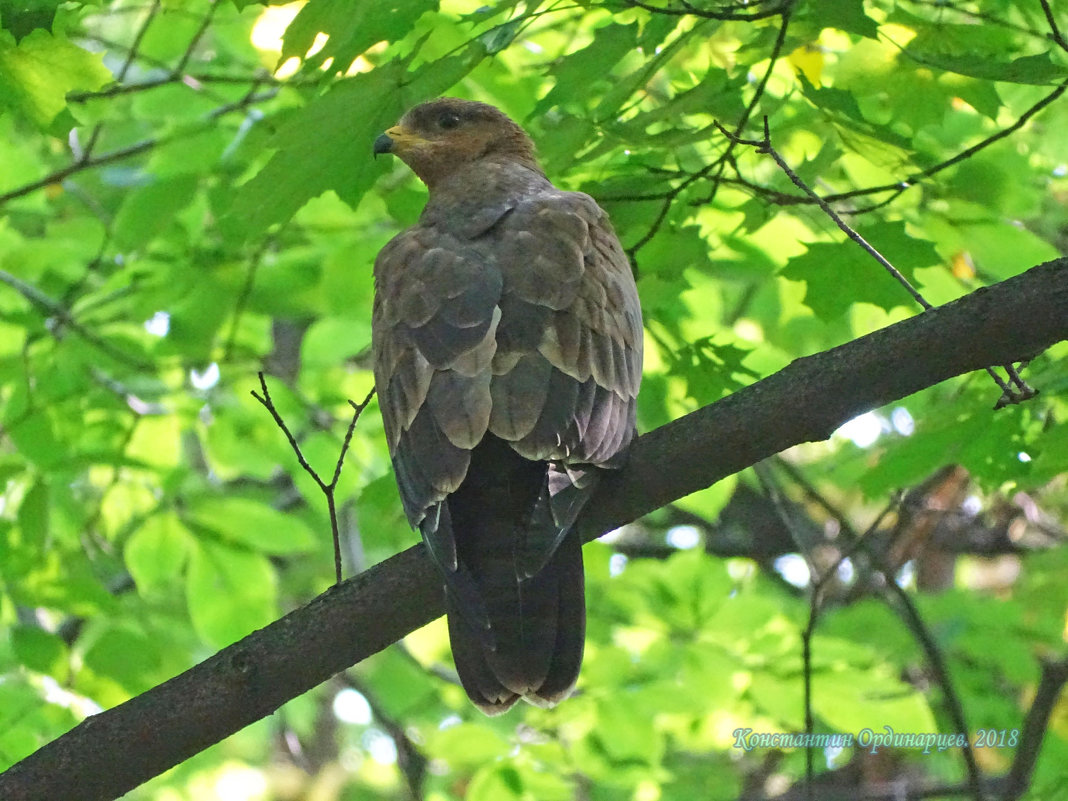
524,528,584,705
441,435,586,714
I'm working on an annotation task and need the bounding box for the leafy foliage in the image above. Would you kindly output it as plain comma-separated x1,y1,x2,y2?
1,0,1067,799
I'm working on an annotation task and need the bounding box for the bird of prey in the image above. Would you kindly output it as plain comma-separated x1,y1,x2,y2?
371,98,642,714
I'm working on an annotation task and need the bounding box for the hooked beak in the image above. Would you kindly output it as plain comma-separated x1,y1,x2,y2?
373,133,394,157
372,124,426,159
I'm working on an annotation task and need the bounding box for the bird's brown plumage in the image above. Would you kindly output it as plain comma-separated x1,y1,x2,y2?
372,98,642,713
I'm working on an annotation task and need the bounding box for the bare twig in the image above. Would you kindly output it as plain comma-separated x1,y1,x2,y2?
114,0,162,83
79,0,162,160
342,675,427,801
616,80,1067,221
883,583,987,800
174,0,217,74
722,118,936,311
1002,653,1068,799
772,459,986,801
622,0,790,21
1039,0,1068,52
251,374,375,583
626,2,794,257
720,117,1037,408
0,89,278,208
760,458,900,800
68,72,281,101
0,269,153,370
900,0,1048,41
223,236,274,361
822,80,1068,207
993,363,1037,409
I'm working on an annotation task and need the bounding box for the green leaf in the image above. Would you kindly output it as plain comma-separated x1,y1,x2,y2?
6,546,117,615
797,70,865,122
186,539,278,648
300,316,371,367
185,495,318,555
808,0,879,39
0,0,66,40
665,336,759,404
0,679,78,766
281,0,438,70
5,409,62,469
83,626,162,693
905,49,1068,85
781,221,940,320
812,663,935,734
221,44,484,242
467,764,524,801
591,694,664,764
112,174,199,251
480,19,521,55
953,219,1059,280
16,478,48,547
220,73,394,243
125,512,194,596
11,624,67,677
534,22,638,115
427,722,510,766
0,29,112,128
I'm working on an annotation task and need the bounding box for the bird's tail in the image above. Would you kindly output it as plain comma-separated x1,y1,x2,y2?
443,436,586,715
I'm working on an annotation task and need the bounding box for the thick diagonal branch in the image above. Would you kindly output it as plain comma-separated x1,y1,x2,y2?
1,257,1065,801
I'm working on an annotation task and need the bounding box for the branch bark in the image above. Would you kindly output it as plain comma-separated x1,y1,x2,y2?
1,257,1065,801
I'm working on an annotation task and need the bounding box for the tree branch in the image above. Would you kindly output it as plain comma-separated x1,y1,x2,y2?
1,257,1065,801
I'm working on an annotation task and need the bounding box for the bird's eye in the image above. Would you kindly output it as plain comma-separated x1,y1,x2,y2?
438,112,462,130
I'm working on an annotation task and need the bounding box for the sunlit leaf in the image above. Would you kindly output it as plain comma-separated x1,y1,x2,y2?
0,29,111,127
186,539,278,648
185,496,318,555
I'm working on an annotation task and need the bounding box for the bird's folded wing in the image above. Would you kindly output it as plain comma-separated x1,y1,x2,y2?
488,190,643,467
372,227,503,571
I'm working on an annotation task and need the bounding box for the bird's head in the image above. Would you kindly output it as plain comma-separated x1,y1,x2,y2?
374,98,540,188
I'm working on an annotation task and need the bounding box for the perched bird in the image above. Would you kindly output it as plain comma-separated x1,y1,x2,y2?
371,98,642,714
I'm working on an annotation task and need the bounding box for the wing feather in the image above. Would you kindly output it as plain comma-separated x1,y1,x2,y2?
373,229,502,534
484,190,642,471
489,352,553,440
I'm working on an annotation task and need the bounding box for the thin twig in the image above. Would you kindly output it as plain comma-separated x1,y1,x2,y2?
342,675,427,801
251,373,375,583
754,463,819,800
68,72,282,101
1002,653,1068,799
722,118,935,311
0,269,153,370
653,80,1068,216
900,0,1047,40
898,81,1066,186
0,89,278,208
818,81,1068,206
622,0,789,21
80,0,162,160
995,363,1037,409
884,583,986,801
776,460,989,801
174,0,217,74
223,236,274,361
626,2,794,257
722,117,1037,408
1039,0,1068,51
